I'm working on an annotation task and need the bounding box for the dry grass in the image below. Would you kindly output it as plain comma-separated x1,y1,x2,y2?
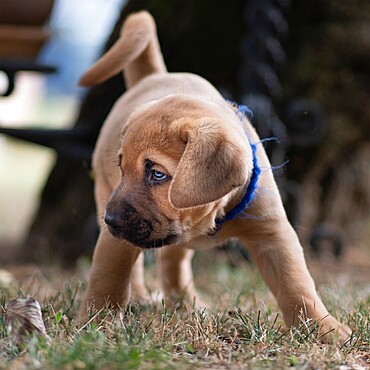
0,248,369,369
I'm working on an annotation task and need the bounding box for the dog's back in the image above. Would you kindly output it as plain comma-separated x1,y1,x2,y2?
79,11,166,89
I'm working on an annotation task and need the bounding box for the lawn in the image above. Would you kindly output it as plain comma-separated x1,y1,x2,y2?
0,247,369,369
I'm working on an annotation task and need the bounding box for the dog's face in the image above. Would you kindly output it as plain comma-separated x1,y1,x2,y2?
104,96,252,248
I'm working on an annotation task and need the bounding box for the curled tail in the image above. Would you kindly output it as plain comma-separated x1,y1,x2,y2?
79,11,167,89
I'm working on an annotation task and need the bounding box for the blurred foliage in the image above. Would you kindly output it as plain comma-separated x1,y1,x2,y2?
283,0,369,147
281,0,369,246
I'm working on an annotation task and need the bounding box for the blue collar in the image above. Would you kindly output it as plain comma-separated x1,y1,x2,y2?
209,104,261,235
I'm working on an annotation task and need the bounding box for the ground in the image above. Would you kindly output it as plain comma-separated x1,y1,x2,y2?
0,244,369,370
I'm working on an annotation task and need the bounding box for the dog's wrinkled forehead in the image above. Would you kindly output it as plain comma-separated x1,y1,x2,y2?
120,96,217,156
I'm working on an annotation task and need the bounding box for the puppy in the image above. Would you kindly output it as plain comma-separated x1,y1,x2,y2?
78,11,351,343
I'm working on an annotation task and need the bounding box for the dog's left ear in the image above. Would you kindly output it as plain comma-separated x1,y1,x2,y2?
169,121,251,209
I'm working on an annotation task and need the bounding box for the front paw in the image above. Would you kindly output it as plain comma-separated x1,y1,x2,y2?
317,315,352,344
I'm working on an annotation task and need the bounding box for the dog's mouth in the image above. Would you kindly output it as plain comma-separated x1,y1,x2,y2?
135,234,180,249
107,226,180,249
104,199,182,248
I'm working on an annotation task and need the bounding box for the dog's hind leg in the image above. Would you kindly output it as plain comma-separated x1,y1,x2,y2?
130,251,150,302
237,218,351,343
156,245,202,307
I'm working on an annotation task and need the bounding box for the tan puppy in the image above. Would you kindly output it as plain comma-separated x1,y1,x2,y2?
79,11,351,343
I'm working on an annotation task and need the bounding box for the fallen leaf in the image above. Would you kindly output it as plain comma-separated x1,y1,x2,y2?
5,297,51,346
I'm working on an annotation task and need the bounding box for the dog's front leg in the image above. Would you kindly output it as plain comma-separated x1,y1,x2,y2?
79,230,141,320
237,218,351,343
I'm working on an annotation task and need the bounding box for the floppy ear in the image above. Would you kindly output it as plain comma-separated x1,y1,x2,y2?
169,121,251,209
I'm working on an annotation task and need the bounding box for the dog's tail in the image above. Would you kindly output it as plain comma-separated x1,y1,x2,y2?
79,11,167,89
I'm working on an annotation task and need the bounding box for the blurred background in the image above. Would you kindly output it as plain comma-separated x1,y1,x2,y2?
0,0,369,267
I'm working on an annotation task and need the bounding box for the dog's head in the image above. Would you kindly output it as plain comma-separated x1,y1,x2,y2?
104,96,252,248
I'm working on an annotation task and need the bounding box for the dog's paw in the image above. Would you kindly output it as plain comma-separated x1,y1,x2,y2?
159,291,209,311
130,288,151,304
318,315,352,344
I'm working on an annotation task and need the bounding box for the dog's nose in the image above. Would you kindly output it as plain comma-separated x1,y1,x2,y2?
104,212,123,231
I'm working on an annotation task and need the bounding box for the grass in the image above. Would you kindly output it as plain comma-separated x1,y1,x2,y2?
0,251,369,369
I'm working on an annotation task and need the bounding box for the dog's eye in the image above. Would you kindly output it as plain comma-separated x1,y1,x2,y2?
151,170,167,181
145,159,171,186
